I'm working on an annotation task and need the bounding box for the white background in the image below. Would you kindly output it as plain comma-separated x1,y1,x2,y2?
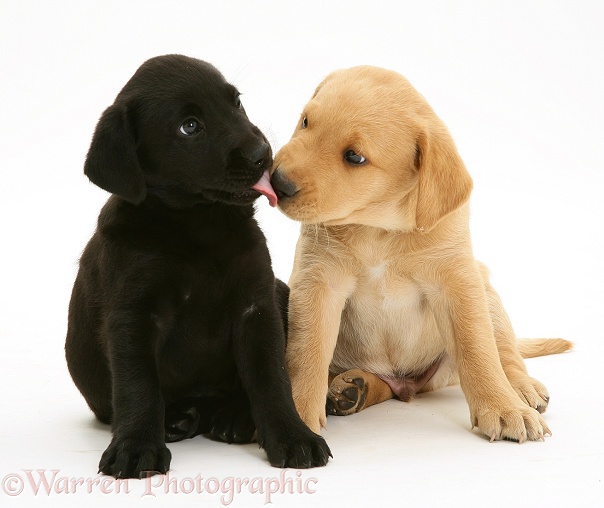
1,1,603,506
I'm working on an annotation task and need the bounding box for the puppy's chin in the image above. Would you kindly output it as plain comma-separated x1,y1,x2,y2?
276,196,317,223
276,185,358,225
202,188,262,207
277,197,341,225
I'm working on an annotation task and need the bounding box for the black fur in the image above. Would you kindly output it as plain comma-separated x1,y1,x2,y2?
65,55,331,478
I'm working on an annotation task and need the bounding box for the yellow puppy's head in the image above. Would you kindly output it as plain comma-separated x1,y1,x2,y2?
271,66,473,232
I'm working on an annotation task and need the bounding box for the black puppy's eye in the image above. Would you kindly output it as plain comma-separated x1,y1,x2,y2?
344,149,366,165
179,118,203,136
301,115,308,129
236,96,243,109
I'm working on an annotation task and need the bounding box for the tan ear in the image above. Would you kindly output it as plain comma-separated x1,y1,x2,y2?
415,125,473,232
310,77,329,99
310,69,341,99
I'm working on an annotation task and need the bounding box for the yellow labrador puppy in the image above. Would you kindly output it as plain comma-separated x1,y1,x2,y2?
271,66,571,443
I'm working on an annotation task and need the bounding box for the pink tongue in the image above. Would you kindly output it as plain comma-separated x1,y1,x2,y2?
251,169,278,207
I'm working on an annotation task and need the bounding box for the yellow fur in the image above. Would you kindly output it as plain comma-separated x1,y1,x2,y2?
274,66,572,442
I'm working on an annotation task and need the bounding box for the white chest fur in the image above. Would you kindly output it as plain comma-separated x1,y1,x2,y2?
331,257,446,377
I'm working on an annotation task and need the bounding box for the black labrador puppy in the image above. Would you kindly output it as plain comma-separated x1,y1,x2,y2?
65,54,331,478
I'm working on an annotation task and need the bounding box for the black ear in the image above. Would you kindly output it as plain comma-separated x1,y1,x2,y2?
84,104,146,204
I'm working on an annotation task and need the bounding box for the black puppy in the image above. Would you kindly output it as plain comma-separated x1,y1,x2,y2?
65,54,331,478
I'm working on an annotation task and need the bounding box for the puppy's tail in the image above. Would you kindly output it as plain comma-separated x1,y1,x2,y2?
517,338,573,359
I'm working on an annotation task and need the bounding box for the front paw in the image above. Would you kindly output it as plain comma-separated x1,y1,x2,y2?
470,400,551,443
99,437,171,479
259,426,332,469
510,375,550,414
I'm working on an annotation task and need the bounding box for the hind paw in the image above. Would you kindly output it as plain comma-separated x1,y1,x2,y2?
326,372,367,416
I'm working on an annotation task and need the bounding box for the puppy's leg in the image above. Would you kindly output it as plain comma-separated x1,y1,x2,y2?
481,267,550,413
232,297,331,468
65,282,113,424
326,370,394,415
286,270,355,433
445,262,549,442
274,278,289,337
65,333,113,424
98,315,171,479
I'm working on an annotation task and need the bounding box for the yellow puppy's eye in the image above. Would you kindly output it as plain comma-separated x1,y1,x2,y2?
344,149,366,165
301,115,308,129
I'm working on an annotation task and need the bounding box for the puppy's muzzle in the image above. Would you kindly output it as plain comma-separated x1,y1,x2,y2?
242,142,270,169
270,169,298,199
231,141,271,173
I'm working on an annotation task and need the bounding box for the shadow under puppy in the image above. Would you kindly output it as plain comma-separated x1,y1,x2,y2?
271,65,572,443
65,54,330,479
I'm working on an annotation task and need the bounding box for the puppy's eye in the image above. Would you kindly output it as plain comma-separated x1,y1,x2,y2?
179,118,203,136
236,96,243,109
301,115,308,129
344,149,366,165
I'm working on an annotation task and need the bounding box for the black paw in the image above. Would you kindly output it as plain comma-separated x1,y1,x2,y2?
99,437,171,479
326,376,366,415
260,427,332,469
209,400,256,444
165,400,201,443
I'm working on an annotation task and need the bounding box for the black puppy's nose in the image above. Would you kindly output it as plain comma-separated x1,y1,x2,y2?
243,142,270,167
270,169,298,199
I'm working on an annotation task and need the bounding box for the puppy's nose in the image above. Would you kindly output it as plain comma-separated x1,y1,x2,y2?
270,169,298,199
243,142,270,167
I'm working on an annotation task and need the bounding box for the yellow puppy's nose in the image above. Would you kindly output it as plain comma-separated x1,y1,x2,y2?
270,169,299,199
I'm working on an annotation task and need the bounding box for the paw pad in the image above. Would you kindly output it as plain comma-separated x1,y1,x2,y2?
326,376,367,415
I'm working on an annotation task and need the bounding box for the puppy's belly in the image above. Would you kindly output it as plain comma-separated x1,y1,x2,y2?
330,270,448,380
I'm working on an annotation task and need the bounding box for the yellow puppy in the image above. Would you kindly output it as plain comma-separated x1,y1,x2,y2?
271,66,572,443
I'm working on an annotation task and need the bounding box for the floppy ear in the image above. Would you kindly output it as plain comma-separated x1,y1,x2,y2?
310,71,337,100
310,78,328,99
84,104,146,204
414,125,473,232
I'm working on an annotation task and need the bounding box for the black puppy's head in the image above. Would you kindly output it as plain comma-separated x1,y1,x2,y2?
84,54,277,207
